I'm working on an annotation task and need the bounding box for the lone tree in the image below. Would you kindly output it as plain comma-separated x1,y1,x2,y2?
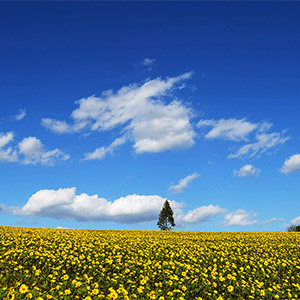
287,225,300,232
157,200,175,230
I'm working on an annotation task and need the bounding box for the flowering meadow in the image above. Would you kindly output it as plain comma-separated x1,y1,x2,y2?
1,227,300,300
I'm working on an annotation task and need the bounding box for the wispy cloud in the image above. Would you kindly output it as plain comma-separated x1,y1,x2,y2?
228,131,289,159
14,109,26,121
220,209,283,226
0,132,18,162
280,154,300,175
198,118,258,142
141,58,156,71
42,72,196,155
83,136,126,161
198,118,288,159
41,118,87,134
234,164,261,177
168,172,200,194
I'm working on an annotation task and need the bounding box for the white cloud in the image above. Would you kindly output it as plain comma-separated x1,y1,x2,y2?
176,205,226,226
220,209,283,226
14,109,26,121
18,137,70,166
142,58,156,66
0,132,69,166
234,164,261,177
198,118,288,159
41,118,87,134
262,217,284,225
291,216,300,225
280,154,300,175
42,72,196,155
56,226,69,229
168,172,200,194
198,118,258,141
14,187,184,223
7,187,227,226
0,131,14,148
0,132,18,162
41,118,74,134
228,131,289,159
83,136,126,161
221,209,259,226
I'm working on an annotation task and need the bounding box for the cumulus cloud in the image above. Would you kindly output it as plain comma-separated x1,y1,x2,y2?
18,137,70,166
0,132,69,166
220,209,283,226
176,205,226,226
13,187,183,223
280,154,300,175
83,136,126,161
291,216,300,225
7,187,226,226
42,72,196,155
197,118,257,142
234,164,261,177
0,132,18,162
168,172,200,194
14,109,26,121
228,131,289,159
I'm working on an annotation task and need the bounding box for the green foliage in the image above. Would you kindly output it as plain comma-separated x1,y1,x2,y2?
157,200,175,230
287,225,300,232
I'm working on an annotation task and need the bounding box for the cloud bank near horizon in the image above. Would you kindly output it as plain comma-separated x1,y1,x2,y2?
0,187,284,228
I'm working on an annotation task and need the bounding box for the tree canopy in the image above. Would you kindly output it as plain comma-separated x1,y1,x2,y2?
287,225,300,232
157,200,175,230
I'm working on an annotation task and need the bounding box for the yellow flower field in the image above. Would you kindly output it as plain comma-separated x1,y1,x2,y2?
0,227,300,299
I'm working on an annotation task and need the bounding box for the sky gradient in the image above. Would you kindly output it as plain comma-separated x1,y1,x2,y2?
1,2,300,231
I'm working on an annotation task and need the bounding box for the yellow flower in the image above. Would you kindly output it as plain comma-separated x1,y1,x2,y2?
149,291,156,299
26,293,33,299
92,289,99,295
64,289,71,295
19,284,29,294
227,285,234,292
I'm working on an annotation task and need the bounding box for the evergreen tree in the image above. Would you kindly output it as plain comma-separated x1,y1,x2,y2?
287,225,300,232
157,200,175,230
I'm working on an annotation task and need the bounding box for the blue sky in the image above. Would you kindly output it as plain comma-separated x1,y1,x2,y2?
1,2,300,231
